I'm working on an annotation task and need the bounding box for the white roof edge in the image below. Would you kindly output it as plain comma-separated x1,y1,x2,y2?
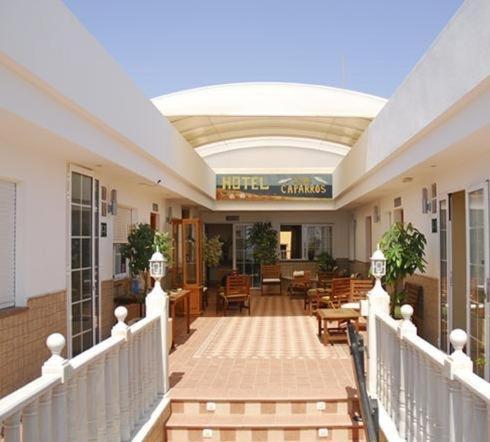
151,82,387,118
152,81,387,103
196,136,350,158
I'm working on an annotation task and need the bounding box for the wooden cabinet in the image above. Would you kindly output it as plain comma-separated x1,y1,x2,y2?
171,218,203,315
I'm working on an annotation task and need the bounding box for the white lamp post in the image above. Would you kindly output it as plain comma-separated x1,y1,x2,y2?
145,247,169,393
367,244,390,397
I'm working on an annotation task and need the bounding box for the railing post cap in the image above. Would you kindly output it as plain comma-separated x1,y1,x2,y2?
46,333,65,356
115,306,128,323
449,329,467,352
42,333,70,381
444,328,473,378
400,304,413,321
398,304,417,337
112,306,129,338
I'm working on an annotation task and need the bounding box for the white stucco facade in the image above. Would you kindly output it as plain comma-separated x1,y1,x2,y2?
2,0,490,380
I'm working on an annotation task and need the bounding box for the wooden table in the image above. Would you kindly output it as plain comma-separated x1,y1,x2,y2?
316,308,360,345
169,289,191,347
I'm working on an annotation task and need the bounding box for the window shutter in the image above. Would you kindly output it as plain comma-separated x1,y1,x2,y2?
0,180,16,308
113,207,132,243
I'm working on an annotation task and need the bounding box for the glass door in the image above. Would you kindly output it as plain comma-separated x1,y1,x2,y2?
234,224,259,287
439,197,451,352
466,183,489,379
70,167,100,357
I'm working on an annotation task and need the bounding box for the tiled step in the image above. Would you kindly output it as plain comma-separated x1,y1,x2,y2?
170,397,356,416
166,414,365,441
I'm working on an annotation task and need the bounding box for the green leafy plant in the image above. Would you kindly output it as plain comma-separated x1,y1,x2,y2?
379,222,427,315
203,234,224,268
120,223,172,294
247,222,278,265
316,251,335,272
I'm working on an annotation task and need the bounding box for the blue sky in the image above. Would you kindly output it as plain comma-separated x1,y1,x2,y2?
64,1,462,99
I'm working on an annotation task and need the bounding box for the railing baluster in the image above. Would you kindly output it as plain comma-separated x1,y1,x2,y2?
462,387,474,442
96,356,107,441
22,399,40,442
87,363,98,441
3,411,21,442
67,374,79,441
78,367,89,442
105,352,114,440
109,346,121,441
52,383,67,442
112,306,130,441
39,390,53,442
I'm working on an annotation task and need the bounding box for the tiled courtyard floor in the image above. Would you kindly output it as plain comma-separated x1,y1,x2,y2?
169,293,356,401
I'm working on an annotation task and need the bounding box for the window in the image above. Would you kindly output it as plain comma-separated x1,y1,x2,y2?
280,224,333,260
113,243,127,278
113,206,132,278
0,180,16,309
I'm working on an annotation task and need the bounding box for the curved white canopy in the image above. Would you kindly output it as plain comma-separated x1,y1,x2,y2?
152,82,386,153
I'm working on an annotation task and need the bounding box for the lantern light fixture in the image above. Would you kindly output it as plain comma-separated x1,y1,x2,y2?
149,247,166,282
370,244,386,279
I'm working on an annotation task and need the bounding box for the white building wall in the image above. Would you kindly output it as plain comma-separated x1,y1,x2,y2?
352,147,490,279
0,139,180,305
0,139,67,305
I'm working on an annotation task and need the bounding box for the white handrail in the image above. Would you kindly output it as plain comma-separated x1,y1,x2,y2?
370,302,490,441
0,376,61,421
0,289,169,442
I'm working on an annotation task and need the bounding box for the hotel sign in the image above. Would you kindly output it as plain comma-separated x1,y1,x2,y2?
216,174,332,201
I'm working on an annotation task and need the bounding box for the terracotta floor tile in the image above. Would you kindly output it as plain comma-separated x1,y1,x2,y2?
169,293,355,401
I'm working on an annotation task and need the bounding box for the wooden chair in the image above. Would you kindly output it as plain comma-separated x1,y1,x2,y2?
330,278,352,308
218,274,251,316
350,279,373,303
287,270,311,298
404,282,423,327
261,264,281,295
305,287,335,313
318,271,335,290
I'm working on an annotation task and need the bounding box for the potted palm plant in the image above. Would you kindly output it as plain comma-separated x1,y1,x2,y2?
379,222,426,318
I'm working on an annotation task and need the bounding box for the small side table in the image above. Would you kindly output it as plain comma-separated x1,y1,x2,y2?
317,308,360,345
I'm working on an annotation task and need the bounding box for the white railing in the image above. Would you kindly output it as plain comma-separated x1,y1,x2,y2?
0,283,169,442
371,304,490,441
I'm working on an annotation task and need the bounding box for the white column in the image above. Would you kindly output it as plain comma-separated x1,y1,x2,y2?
145,278,169,394
112,306,130,441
